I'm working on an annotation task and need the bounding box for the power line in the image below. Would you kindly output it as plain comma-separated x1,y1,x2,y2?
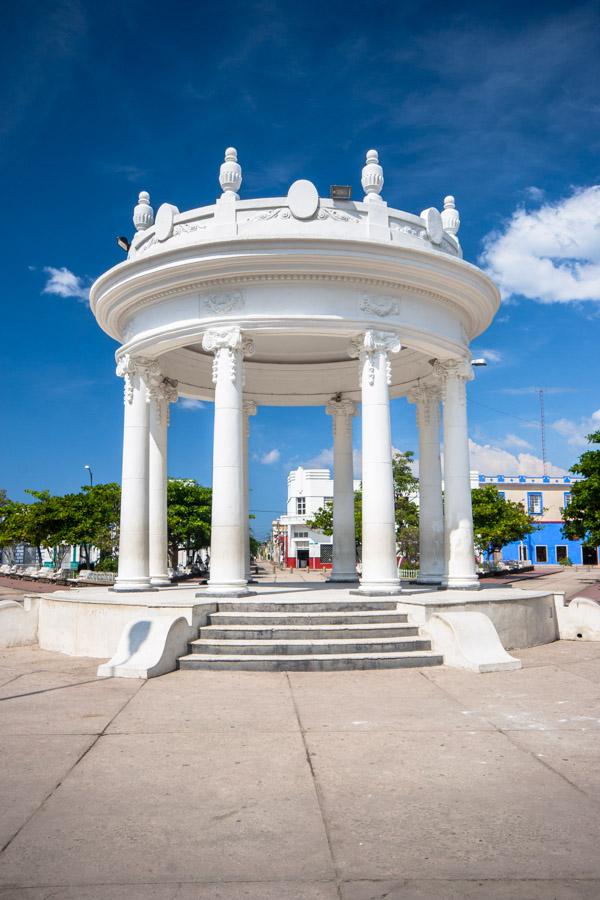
469,399,538,426
539,388,547,476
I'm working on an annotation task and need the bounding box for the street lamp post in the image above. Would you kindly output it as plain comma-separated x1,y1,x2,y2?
84,465,94,487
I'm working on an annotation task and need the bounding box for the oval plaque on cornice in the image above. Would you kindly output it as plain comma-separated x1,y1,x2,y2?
287,180,319,220
155,203,180,242
420,207,444,245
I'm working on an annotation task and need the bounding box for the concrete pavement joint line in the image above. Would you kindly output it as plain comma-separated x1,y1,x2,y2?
420,667,600,807
285,672,343,900
496,727,600,807
0,678,104,703
0,676,146,856
417,669,499,733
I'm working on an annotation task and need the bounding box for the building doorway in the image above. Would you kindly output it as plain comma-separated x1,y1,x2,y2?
583,546,599,565
297,547,309,568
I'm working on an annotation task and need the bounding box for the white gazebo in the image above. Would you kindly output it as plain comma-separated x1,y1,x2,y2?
90,148,499,598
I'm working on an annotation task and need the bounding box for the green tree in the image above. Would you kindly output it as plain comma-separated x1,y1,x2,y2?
167,478,212,567
306,450,419,559
392,451,419,564
562,429,600,548
56,483,121,567
0,491,64,564
471,484,537,559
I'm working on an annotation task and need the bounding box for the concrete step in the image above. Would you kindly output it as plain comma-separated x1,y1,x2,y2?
178,651,444,672
200,623,420,640
188,636,432,656
209,610,409,626
212,599,400,613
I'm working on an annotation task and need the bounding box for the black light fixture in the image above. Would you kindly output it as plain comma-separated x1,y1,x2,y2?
471,359,487,367
330,185,352,200
117,236,131,252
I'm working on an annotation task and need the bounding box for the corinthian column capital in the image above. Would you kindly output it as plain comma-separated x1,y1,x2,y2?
202,327,255,385
116,354,161,404
432,357,473,385
348,330,402,387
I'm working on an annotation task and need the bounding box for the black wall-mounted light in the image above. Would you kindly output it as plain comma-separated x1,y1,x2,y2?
116,236,131,252
330,185,352,200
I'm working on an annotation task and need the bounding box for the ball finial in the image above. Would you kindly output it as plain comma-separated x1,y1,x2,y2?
441,195,460,236
219,147,242,200
361,149,384,202
133,190,154,231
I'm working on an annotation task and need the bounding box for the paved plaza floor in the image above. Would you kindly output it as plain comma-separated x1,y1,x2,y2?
2,635,600,898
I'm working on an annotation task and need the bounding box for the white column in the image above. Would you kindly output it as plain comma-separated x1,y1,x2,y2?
349,330,402,595
408,384,444,584
114,355,159,592
202,327,255,596
148,375,178,586
326,398,358,582
243,400,257,582
435,359,478,589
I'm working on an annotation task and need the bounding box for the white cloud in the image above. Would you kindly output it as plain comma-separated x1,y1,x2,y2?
503,433,533,450
552,408,600,447
468,439,567,477
261,448,280,465
524,186,545,202
42,266,90,303
178,398,205,410
481,185,600,303
304,448,333,469
476,348,503,363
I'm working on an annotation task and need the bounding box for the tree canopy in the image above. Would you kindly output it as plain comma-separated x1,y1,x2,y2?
306,450,420,561
166,478,212,567
471,484,537,558
562,429,600,548
0,478,213,569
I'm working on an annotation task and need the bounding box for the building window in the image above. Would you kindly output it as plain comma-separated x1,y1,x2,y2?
563,492,572,508
498,491,505,500
535,545,548,564
296,497,306,515
528,492,543,515
518,544,529,561
295,530,308,538
556,545,568,563
320,544,333,563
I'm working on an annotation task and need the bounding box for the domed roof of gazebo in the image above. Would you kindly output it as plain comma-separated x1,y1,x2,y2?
90,148,499,406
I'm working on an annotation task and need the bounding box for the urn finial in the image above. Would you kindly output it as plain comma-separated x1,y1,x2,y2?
361,149,384,203
133,191,154,231
219,147,242,200
441,195,460,236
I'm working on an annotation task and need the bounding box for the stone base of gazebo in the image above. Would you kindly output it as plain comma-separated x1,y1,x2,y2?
1,582,591,678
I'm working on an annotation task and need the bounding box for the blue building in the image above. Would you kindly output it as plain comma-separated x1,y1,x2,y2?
473,473,599,566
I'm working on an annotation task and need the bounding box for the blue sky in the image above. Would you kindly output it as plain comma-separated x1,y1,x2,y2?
2,0,600,539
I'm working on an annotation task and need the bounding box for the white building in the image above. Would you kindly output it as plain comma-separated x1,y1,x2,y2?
273,467,360,570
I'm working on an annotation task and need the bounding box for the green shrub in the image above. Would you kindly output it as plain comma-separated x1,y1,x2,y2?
95,556,118,572
558,556,573,566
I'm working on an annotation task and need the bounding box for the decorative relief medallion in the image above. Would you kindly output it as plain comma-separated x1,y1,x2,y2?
155,203,180,242
361,295,400,317
287,179,319,220
202,291,244,314
420,208,444,245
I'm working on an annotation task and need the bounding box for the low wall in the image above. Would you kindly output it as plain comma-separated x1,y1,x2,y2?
35,589,216,659
397,588,558,650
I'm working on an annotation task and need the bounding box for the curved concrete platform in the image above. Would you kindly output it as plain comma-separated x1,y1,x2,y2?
3,581,591,677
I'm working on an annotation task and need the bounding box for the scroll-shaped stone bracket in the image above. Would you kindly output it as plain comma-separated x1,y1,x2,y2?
423,611,521,673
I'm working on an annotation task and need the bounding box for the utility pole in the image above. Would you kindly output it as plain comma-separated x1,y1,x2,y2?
538,389,547,477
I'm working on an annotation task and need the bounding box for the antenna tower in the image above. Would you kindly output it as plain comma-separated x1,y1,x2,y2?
538,388,547,476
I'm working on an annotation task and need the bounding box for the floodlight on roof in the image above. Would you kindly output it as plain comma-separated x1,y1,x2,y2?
117,236,131,252
330,185,352,200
